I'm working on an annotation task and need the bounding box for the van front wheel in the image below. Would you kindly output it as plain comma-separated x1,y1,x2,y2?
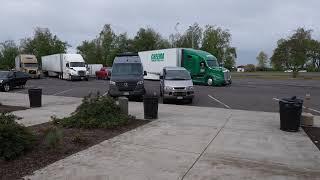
207,77,213,86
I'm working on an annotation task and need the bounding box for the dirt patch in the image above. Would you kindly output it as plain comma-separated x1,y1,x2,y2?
0,105,28,113
303,126,320,150
0,119,149,180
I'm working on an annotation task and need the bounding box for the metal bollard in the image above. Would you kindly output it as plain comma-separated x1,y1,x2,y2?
118,97,128,115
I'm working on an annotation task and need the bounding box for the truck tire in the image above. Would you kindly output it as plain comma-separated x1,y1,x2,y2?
207,77,213,86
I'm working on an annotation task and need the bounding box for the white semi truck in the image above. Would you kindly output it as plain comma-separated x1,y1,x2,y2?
41,54,89,81
139,48,231,86
15,54,41,78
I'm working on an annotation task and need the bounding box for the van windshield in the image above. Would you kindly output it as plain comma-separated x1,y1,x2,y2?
165,70,191,80
24,63,38,68
112,63,143,76
70,62,85,67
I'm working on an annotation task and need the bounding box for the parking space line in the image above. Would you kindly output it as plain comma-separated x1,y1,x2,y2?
103,91,108,96
208,95,231,109
52,89,73,96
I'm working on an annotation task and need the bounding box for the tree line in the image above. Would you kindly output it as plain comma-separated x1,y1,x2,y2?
1,25,319,73
251,27,320,73
0,23,236,69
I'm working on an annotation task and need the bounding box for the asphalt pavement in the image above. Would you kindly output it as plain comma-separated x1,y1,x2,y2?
7,77,320,115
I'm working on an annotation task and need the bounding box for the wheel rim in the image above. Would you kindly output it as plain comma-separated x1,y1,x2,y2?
4,84,10,91
207,78,213,86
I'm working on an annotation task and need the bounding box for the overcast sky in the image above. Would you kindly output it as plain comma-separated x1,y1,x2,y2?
0,0,319,65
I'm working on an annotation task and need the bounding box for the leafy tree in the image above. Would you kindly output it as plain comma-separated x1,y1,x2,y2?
133,27,170,51
0,40,19,69
256,51,268,70
20,27,68,61
307,39,320,72
77,40,101,64
201,25,236,69
244,64,256,72
174,23,202,49
271,27,318,75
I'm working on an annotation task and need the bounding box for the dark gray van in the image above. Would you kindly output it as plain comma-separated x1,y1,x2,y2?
108,53,147,99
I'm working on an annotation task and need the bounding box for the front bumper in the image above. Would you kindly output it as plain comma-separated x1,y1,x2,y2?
163,90,194,100
108,85,146,97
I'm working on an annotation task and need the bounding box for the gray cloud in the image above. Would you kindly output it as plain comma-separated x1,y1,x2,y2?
0,0,319,65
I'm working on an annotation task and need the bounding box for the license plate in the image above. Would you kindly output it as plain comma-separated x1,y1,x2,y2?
123,92,129,95
177,96,183,100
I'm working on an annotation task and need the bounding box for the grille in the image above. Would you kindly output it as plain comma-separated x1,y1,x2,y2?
224,71,231,81
173,92,187,96
78,71,85,76
116,82,137,91
29,70,36,74
174,87,185,90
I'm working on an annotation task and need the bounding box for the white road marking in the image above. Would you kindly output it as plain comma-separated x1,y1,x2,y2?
208,95,231,109
272,97,320,114
52,88,73,96
308,108,320,114
103,91,109,96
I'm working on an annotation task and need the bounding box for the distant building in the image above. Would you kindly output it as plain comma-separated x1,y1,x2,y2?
237,65,245,72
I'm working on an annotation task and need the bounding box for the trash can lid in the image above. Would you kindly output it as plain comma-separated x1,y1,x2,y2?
280,96,303,104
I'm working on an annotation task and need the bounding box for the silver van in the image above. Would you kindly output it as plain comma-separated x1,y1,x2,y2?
160,67,194,103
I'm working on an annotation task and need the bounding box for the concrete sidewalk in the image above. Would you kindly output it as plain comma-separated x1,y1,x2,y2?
7,96,315,180
1,92,81,126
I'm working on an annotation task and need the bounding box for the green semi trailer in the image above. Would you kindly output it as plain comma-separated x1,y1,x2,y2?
138,48,231,86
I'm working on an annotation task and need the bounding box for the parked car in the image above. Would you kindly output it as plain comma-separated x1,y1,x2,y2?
0,71,30,92
95,67,112,80
160,67,194,103
108,53,147,100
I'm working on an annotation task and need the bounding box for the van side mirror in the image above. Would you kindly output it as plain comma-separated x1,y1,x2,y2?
66,63,69,68
144,71,147,76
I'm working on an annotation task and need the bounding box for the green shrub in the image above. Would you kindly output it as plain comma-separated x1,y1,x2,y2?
53,94,130,129
0,113,35,160
44,126,63,149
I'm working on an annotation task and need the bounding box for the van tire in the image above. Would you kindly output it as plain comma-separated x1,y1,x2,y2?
207,77,213,86
3,83,11,92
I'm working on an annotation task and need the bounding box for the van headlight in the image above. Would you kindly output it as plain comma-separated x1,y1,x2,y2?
109,81,116,85
137,81,144,85
187,86,194,90
164,86,173,91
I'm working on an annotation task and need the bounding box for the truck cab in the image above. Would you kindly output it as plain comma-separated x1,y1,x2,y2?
15,54,41,79
64,60,89,81
108,53,147,100
182,49,231,86
160,67,194,103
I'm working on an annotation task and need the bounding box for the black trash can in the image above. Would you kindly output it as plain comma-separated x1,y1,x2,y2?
28,88,42,107
143,94,159,119
279,96,303,132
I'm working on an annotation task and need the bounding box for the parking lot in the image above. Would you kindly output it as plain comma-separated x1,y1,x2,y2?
8,77,320,115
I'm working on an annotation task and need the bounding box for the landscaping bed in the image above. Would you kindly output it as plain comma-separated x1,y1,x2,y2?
303,126,320,150
0,94,150,179
0,119,148,180
0,105,28,113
